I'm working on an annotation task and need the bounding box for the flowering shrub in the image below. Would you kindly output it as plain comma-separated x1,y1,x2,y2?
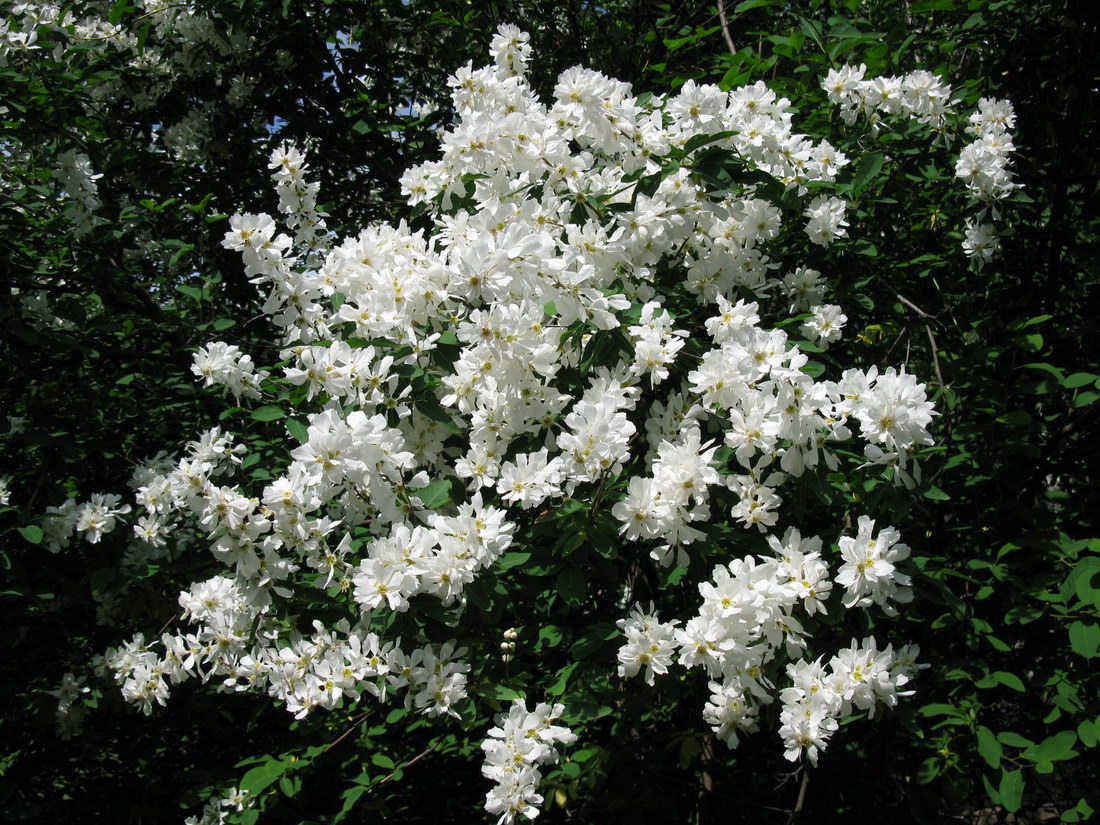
15,11,1058,823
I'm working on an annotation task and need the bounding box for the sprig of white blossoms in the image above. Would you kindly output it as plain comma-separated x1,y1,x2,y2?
481,698,576,825
191,341,267,399
54,149,102,236
822,63,1018,264
617,523,923,765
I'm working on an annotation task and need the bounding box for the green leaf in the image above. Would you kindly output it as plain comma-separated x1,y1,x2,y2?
998,769,1024,813
1022,362,1067,384
976,726,1002,769
849,152,885,195
1069,621,1100,658
286,418,309,442
371,753,395,770
1018,314,1053,328
997,731,1034,748
239,760,287,795
18,525,43,545
546,662,577,696
1063,372,1099,388
415,398,458,431
538,625,563,648
89,568,115,596
993,671,1025,692
1022,731,1078,764
174,283,205,302
415,479,451,509
920,703,964,719
1072,557,1100,607
496,552,531,572
1077,719,1097,748
801,360,825,378
251,405,284,422
108,0,132,26
483,683,522,701
922,485,950,501
570,622,618,660
557,565,586,608
734,0,778,11
1074,390,1100,407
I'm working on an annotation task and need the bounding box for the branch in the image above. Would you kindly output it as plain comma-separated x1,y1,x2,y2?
322,710,372,755
717,0,737,55
925,323,946,389
787,767,810,824
889,286,937,320
378,742,438,785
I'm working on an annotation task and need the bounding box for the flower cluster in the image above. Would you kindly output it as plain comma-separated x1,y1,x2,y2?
184,786,253,825
617,524,919,765
481,699,576,825
54,149,102,235
269,142,332,258
822,64,953,128
191,341,267,399
836,515,913,615
46,672,91,739
105,609,471,722
42,492,131,551
822,63,1018,265
957,97,1019,265
958,97,1019,203
778,638,923,765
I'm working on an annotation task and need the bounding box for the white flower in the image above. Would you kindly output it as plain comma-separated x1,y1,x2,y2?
835,516,913,615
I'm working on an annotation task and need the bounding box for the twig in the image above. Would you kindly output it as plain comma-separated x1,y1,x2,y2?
925,323,946,389
157,612,180,636
717,0,737,55
322,710,372,755
890,288,936,320
788,767,810,824
377,742,438,785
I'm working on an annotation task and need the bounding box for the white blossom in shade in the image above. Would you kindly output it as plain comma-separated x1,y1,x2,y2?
47,672,91,739
835,516,913,615
74,493,131,544
42,498,79,552
782,267,826,313
54,149,102,235
962,221,1000,266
